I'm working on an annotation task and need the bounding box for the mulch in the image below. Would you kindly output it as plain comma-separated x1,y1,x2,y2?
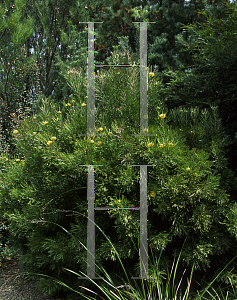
0,255,86,300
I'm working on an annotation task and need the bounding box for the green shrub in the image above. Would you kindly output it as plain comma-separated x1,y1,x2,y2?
0,46,236,298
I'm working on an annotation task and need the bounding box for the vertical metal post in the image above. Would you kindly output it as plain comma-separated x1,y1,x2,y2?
78,21,156,281
87,165,95,278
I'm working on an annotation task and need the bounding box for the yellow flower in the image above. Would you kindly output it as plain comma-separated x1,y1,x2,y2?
150,191,156,197
67,70,73,74
157,107,161,110
90,140,94,143
108,132,113,135
82,103,86,107
47,141,53,145
16,159,20,162
13,130,18,134
33,132,37,136
168,142,174,147
148,142,154,147
43,121,48,125
186,167,190,171
85,96,88,98
72,100,75,103
155,82,158,85
149,72,155,77
159,114,166,119
159,144,165,148
97,141,102,145
65,103,71,107
97,127,103,132
51,136,56,141
58,111,61,113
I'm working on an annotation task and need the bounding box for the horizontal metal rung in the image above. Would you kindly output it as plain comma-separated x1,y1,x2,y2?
95,207,140,210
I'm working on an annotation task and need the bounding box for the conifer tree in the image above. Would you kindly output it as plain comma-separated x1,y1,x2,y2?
0,0,40,157
154,0,237,199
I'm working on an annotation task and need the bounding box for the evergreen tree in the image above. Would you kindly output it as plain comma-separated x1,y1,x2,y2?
154,0,237,200
85,0,228,72
0,0,40,157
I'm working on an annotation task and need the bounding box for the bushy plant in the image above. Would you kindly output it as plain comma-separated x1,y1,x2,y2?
27,216,237,300
0,45,236,299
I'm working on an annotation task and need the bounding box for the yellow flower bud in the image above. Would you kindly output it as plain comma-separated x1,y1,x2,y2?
150,191,156,197
159,114,166,119
148,142,154,147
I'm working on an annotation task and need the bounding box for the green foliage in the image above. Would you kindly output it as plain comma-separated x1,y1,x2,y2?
0,45,236,298
1,1,237,298
0,0,41,157
21,210,237,300
94,36,141,131
154,0,237,203
1,0,231,157
0,219,18,261
55,28,88,105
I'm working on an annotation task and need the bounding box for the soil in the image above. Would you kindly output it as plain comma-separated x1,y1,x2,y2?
0,255,85,300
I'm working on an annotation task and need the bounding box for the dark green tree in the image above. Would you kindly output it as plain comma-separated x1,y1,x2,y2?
154,0,237,200
85,0,228,71
0,0,40,157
